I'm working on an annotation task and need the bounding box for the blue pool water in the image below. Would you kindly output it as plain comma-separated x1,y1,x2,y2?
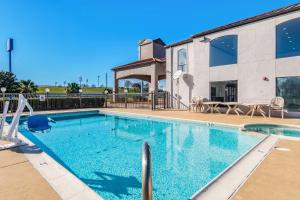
18,111,262,200
244,124,300,138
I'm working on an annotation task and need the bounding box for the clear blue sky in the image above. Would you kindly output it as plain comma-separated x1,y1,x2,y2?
0,0,299,86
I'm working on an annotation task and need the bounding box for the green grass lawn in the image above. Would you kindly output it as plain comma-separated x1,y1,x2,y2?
37,86,142,94
37,86,109,93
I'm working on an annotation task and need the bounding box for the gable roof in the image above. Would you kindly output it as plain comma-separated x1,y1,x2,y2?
112,58,165,71
165,2,300,48
139,38,166,46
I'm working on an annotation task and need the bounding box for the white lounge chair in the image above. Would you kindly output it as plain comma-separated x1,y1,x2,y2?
269,97,285,119
190,97,200,112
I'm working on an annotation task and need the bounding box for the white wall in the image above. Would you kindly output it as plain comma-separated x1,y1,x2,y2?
166,10,300,106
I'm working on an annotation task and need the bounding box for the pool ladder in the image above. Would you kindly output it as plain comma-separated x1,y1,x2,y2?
142,142,152,200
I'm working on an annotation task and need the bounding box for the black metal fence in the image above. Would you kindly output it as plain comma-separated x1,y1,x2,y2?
0,92,188,112
105,92,172,110
0,93,105,112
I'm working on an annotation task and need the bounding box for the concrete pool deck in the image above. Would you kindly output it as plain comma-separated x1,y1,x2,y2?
1,108,300,200
0,144,61,200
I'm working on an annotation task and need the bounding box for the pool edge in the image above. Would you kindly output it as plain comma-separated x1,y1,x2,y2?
190,135,278,200
9,122,104,200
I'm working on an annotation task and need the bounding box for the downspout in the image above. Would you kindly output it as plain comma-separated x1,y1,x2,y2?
170,47,174,108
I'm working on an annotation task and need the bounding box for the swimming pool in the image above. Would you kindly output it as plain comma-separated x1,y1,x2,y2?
18,111,263,199
243,124,300,138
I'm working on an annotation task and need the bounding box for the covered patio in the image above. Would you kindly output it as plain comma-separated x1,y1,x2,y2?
112,57,166,94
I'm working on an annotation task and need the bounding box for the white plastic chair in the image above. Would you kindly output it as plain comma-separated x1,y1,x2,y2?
269,97,285,119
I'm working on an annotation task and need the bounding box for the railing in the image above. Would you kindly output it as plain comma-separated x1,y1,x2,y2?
170,95,189,110
0,93,105,112
142,142,152,200
105,92,171,110
0,92,188,112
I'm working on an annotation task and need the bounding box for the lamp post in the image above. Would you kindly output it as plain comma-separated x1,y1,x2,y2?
1,87,6,108
104,90,108,108
79,89,83,108
1,87,6,99
45,88,50,110
7,38,13,73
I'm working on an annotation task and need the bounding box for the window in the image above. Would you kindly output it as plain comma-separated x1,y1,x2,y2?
177,49,187,71
210,35,238,67
276,18,300,59
276,77,300,111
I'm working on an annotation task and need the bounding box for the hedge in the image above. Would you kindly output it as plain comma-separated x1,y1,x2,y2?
0,97,105,112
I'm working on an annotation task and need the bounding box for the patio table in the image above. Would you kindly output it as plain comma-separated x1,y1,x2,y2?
244,103,268,118
221,102,244,116
202,101,221,113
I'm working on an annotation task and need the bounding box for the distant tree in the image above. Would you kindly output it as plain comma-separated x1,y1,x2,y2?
55,81,58,87
19,80,38,93
0,71,20,93
124,80,132,89
143,82,149,92
63,81,67,87
79,76,83,87
66,82,80,94
132,83,141,92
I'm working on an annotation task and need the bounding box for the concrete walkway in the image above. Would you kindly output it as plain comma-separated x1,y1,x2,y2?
1,108,300,200
0,146,61,200
232,139,300,200
101,108,300,126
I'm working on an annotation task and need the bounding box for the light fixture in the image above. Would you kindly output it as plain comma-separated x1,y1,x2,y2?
79,89,83,93
199,36,211,43
1,87,6,93
45,88,50,93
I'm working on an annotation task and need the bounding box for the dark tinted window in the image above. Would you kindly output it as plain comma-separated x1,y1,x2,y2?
210,35,238,67
276,18,300,58
276,77,300,111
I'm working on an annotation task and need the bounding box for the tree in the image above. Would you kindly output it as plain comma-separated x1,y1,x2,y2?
66,82,80,94
19,80,38,93
124,80,132,89
0,71,20,93
132,83,141,92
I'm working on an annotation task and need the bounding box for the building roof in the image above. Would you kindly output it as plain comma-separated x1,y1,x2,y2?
165,2,300,48
112,58,165,71
139,38,166,46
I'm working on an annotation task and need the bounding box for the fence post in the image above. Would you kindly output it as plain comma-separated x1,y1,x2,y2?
79,93,82,108
46,92,49,110
151,92,154,110
163,92,166,109
125,93,128,109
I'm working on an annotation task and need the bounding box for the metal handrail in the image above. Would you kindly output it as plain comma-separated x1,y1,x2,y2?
142,142,152,200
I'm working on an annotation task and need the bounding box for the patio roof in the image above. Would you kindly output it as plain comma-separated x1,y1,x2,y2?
111,58,165,71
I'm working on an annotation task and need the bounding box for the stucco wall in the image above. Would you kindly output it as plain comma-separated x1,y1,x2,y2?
166,10,300,106
140,43,154,60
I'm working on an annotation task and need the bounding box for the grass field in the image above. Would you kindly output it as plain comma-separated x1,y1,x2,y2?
37,86,140,93
37,86,109,93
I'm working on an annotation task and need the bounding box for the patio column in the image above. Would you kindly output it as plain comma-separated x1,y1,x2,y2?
113,71,119,102
150,74,158,93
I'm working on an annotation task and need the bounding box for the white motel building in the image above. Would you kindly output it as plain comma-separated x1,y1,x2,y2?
113,3,300,114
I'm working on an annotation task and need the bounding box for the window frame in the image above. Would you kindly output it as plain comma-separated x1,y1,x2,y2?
276,17,300,59
177,48,187,72
209,35,238,67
